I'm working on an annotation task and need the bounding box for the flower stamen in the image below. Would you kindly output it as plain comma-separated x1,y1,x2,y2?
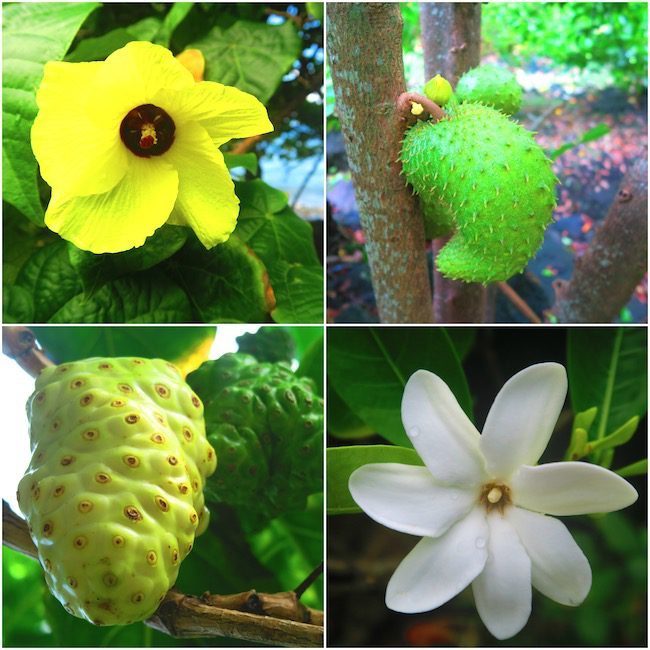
479,481,512,514
120,104,175,157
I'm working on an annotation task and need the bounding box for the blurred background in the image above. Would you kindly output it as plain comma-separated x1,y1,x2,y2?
327,327,647,646
327,2,648,323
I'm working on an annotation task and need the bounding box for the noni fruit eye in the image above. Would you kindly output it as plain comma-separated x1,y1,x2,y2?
400,102,557,283
17,357,216,626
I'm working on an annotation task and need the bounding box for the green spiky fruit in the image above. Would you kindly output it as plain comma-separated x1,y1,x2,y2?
456,64,523,115
17,357,217,626
187,353,323,527
400,103,557,283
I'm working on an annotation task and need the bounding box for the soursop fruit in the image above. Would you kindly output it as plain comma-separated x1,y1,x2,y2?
187,353,323,527
400,102,557,283
455,64,523,115
16,357,216,626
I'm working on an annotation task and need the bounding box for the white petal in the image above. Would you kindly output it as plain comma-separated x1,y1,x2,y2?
480,363,567,478
508,507,591,606
349,463,477,537
386,507,488,613
401,370,485,485
511,462,638,515
472,512,532,640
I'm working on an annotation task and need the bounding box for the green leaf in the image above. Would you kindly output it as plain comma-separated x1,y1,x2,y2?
447,328,476,360
568,328,647,461
297,333,324,396
15,241,82,322
587,416,639,454
3,2,100,224
551,123,611,160
65,18,162,63
287,326,325,361
67,225,188,293
154,3,194,46
48,272,193,323
165,235,273,323
327,445,423,514
3,285,34,324
327,385,374,440
31,326,215,365
224,152,259,175
615,458,647,478
234,180,323,324
328,328,472,447
189,19,301,103
248,495,324,609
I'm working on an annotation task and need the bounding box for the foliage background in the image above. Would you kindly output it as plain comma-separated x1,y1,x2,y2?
3,325,324,646
3,2,324,325
327,327,647,646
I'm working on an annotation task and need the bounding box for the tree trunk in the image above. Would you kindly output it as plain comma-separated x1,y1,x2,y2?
328,3,433,323
553,159,648,323
420,2,485,323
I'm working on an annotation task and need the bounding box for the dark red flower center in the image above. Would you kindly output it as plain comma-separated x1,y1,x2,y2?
120,104,175,157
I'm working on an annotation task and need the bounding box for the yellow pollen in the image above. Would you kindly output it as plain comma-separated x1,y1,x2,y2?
487,487,502,503
139,123,158,147
410,102,424,116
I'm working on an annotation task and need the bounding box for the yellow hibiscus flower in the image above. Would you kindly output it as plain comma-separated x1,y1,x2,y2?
31,41,273,254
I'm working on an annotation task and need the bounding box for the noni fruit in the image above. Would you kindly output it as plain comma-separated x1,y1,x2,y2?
17,357,216,626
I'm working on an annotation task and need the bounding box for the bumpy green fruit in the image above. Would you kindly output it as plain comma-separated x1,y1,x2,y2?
400,103,557,283
187,353,322,526
17,357,216,626
456,64,523,115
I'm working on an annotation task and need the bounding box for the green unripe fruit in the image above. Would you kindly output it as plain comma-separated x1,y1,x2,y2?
400,103,557,283
17,357,216,626
187,353,323,529
456,64,523,115
423,74,453,106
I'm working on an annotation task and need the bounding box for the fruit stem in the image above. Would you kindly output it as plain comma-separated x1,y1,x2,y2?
2,327,53,377
396,92,446,126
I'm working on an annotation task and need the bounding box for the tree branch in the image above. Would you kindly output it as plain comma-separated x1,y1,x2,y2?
553,158,648,322
4,501,323,646
328,2,434,323
2,326,53,376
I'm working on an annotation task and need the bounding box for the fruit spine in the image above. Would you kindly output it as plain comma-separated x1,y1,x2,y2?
17,357,217,626
400,102,557,283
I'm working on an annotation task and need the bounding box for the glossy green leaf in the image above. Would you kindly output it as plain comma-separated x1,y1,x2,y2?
328,327,472,447
65,20,161,63
287,326,325,361
3,2,99,224
568,328,647,461
154,3,194,46
15,241,82,322
234,180,323,324
3,285,34,324
297,333,324,396
165,235,273,323
224,153,259,175
327,385,374,440
327,445,423,514
588,416,639,454
615,458,647,478
67,225,188,294
31,326,215,365
190,19,301,102
48,272,193,323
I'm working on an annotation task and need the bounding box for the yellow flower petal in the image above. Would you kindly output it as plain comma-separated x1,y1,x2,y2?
159,81,273,145
89,41,195,128
31,61,129,196
45,157,178,254
166,121,239,248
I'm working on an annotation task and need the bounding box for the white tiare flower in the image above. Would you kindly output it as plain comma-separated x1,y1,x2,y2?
348,363,638,640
